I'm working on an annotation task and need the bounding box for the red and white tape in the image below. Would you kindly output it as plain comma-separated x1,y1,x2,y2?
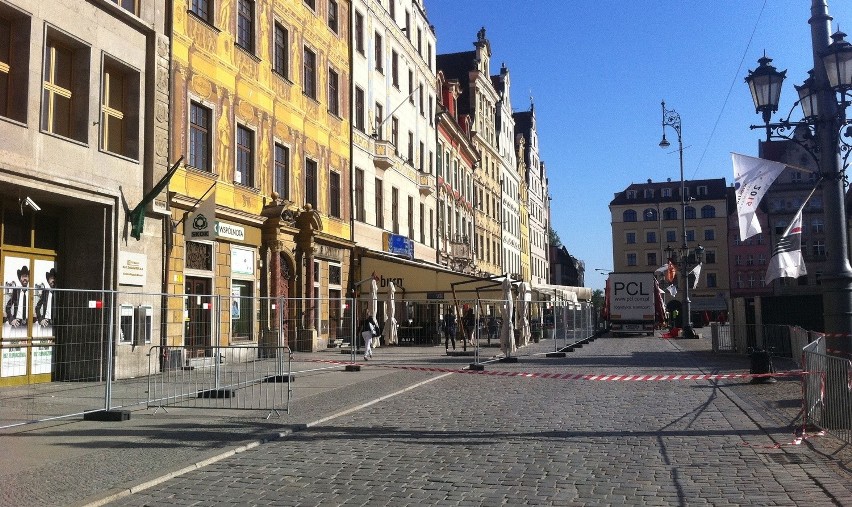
300,358,805,381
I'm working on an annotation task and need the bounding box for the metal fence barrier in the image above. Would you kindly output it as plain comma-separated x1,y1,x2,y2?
147,345,292,417
802,337,852,445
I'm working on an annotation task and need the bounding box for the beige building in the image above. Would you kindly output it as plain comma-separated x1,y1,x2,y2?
0,0,169,384
609,178,730,323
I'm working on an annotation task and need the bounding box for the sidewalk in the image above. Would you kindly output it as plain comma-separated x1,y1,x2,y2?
1,333,850,507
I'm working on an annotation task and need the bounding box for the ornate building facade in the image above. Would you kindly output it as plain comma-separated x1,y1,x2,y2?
170,0,353,353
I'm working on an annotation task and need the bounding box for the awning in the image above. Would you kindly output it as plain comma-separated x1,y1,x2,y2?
532,283,593,302
358,249,505,299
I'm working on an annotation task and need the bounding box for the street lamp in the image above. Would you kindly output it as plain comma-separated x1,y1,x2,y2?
744,0,852,356
659,101,701,338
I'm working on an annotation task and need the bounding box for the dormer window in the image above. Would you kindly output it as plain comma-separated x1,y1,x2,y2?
697,185,708,196
626,190,637,199
662,188,671,198
644,188,654,198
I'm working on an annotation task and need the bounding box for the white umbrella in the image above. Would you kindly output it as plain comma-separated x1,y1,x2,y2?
562,302,570,344
369,279,378,321
518,282,531,346
500,278,516,356
385,281,398,345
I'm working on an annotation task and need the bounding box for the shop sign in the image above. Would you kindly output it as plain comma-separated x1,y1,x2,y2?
386,233,414,259
232,247,254,276
426,292,445,300
118,251,147,286
216,222,245,241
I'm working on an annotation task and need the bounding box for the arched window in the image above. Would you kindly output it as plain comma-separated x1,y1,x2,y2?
662,207,677,220
701,205,716,218
685,206,696,219
643,208,657,221
623,209,637,222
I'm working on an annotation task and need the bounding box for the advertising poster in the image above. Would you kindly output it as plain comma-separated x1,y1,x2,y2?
1,346,26,377
32,259,56,339
3,256,31,341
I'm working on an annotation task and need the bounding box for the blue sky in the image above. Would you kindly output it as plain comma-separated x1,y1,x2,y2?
428,0,852,291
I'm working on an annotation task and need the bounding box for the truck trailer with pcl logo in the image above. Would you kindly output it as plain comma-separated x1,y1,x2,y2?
605,272,662,337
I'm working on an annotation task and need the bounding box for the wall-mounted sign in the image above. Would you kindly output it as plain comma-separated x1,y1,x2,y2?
215,222,245,241
118,251,147,286
426,292,445,300
187,191,216,239
385,233,414,259
231,246,254,276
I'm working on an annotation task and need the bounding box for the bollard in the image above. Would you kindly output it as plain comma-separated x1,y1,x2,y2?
749,347,777,384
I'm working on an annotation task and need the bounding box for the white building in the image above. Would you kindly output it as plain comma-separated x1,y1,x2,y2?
493,64,520,277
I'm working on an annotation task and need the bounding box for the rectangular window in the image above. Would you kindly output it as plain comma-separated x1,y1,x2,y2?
391,50,399,87
419,203,425,244
304,0,315,9
626,232,635,244
305,158,318,209
374,32,383,72
391,116,399,147
814,240,826,257
418,84,423,115
328,68,339,116
375,178,384,228
354,86,365,131
407,195,414,239
235,125,254,186
705,250,716,264
355,167,365,221
704,228,715,241
329,171,341,218
429,209,434,246
627,253,637,266
274,143,289,199
42,34,90,142
388,0,395,20
231,280,254,341
646,231,656,244
0,11,28,123
416,27,422,55
237,0,255,52
707,273,717,288
101,58,140,159
392,187,399,234
327,0,338,33
419,141,424,171
190,0,212,22
273,23,289,79
647,252,657,266
408,69,414,102
686,230,695,242
374,102,383,138
354,11,364,54
110,0,138,14
407,131,413,164
189,101,212,171
303,46,316,99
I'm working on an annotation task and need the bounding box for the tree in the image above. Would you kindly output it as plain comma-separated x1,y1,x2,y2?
548,226,563,248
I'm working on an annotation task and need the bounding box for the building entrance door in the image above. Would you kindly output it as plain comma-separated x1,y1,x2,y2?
184,276,212,358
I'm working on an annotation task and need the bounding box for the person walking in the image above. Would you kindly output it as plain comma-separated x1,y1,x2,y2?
443,308,456,351
463,307,476,346
487,314,498,345
360,312,380,360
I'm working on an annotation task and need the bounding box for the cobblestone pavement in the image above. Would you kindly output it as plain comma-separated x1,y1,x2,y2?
97,335,852,507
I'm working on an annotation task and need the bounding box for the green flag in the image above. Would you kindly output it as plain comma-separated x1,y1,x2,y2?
128,158,183,240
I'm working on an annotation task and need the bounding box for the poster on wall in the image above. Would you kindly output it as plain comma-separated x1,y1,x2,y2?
1,346,26,377
32,259,57,339
3,256,31,341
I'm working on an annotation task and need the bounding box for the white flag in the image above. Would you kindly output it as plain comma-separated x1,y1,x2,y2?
666,283,677,297
765,208,807,285
654,264,667,277
732,153,786,241
187,189,216,240
689,263,702,289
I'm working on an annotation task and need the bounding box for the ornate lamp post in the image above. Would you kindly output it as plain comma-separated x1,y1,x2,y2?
744,0,852,355
664,243,704,337
659,101,703,338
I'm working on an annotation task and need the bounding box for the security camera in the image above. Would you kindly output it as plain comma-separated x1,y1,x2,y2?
24,197,41,211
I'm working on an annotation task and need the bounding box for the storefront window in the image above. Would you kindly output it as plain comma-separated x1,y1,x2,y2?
231,280,253,340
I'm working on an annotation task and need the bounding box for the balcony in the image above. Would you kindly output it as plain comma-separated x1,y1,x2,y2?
418,173,435,196
373,138,394,170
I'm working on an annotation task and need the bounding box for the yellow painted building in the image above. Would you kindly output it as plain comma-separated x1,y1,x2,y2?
168,0,353,356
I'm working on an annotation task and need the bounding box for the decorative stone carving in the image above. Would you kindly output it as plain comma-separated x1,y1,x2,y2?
191,74,213,100
237,99,255,124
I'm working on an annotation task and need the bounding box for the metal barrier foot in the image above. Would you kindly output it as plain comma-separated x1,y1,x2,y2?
83,409,131,422
345,364,361,372
469,363,485,371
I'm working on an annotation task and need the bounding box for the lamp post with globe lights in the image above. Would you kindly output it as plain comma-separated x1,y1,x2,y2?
744,0,852,355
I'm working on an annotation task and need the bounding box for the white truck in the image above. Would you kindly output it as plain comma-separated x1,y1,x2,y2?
606,272,659,336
